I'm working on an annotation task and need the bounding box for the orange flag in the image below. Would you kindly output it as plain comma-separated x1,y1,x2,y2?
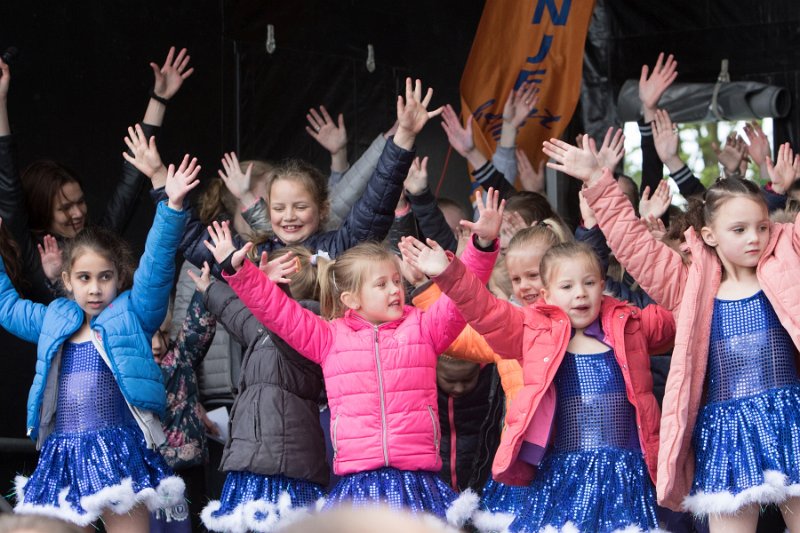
461,0,595,189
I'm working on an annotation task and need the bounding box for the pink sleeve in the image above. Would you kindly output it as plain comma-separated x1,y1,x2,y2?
431,250,526,360
582,169,688,313
223,261,334,364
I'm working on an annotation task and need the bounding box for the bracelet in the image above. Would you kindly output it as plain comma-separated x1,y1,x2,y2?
220,251,237,276
148,88,169,105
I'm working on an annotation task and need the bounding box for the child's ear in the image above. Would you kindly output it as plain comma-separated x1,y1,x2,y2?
61,271,72,293
539,287,549,303
700,226,718,247
339,291,361,311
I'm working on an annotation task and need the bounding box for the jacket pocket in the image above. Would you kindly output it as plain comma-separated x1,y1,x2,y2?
427,406,440,454
332,413,340,459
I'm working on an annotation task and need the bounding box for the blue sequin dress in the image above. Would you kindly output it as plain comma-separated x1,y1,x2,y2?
201,472,325,532
513,350,660,533
323,467,472,525
14,341,185,527
685,291,800,515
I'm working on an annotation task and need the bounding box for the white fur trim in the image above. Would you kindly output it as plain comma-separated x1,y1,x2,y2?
13,474,185,528
203,491,318,533
683,469,788,515
201,500,250,533
445,488,479,528
471,509,515,533
558,523,580,533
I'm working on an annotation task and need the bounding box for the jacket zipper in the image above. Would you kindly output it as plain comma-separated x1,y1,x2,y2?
332,414,340,458
373,326,389,466
429,404,441,455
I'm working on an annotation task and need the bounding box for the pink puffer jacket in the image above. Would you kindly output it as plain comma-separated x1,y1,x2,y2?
583,169,800,510
223,239,498,475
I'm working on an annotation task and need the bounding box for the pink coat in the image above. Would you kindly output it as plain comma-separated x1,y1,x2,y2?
223,240,498,476
433,255,674,486
582,169,800,510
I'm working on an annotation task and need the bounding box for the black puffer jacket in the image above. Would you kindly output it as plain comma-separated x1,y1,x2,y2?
204,281,329,486
437,364,504,492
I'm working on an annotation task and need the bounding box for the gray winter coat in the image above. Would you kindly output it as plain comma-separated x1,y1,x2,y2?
203,281,329,486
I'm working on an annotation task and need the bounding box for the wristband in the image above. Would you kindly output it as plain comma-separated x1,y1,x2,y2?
220,251,237,276
149,88,169,105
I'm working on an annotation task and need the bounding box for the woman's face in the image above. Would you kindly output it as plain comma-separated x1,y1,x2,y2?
50,181,87,238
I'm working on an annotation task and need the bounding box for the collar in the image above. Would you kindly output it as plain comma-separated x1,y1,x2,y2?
570,316,611,347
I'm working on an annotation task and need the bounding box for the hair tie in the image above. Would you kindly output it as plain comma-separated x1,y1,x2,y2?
310,250,331,266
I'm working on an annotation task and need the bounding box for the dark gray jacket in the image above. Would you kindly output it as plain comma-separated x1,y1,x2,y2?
204,281,329,486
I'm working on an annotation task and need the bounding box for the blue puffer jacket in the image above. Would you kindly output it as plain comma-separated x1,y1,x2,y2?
0,202,186,443
151,137,415,278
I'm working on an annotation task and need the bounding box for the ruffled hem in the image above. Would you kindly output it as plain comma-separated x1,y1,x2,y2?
481,478,532,515
14,474,185,527
513,448,659,533
202,491,323,533
533,524,669,533
684,469,800,515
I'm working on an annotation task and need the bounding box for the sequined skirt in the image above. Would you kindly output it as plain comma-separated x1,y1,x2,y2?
512,448,659,533
686,384,800,515
481,477,532,516
201,471,325,533
323,467,476,526
14,425,185,527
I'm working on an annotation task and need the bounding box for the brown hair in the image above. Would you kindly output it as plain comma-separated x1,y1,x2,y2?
269,245,320,301
672,177,767,242
268,159,330,223
318,242,396,319
61,226,136,293
506,218,573,256
505,191,558,225
539,241,603,288
21,160,84,235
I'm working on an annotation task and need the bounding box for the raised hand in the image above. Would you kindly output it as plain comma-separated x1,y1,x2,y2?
394,78,442,150
218,152,256,206
37,235,63,283
543,135,601,183
460,187,505,247
517,148,545,193
123,123,167,186
165,155,201,210
766,142,798,194
639,53,678,121
593,127,625,170
454,226,471,258
404,156,429,195
743,121,771,167
712,134,748,175
440,104,475,157
643,215,668,242
638,179,672,220
499,211,529,252
652,109,682,170
187,262,213,293
204,220,253,271
398,252,427,287
399,236,449,278
150,46,194,101
258,250,298,284
503,83,539,129
305,105,347,155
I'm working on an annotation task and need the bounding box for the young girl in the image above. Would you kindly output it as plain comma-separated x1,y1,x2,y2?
192,247,329,533
410,222,571,522
132,78,439,281
1,157,200,531
200,192,505,527
546,137,800,532
405,237,675,532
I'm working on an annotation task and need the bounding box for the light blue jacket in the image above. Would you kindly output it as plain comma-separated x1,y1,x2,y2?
0,201,186,446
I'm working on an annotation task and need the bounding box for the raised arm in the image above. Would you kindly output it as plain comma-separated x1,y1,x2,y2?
404,156,458,252
167,283,216,369
129,157,197,335
0,252,47,344
496,83,539,181
543,136,688,311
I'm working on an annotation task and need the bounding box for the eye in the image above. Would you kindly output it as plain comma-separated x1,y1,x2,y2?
732,227,744,233
511,276,520,283
560,284,571,290
586,280,595,286
78,274,89,281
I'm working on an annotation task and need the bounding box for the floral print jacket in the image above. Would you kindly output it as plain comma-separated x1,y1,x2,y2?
158,290,216,470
